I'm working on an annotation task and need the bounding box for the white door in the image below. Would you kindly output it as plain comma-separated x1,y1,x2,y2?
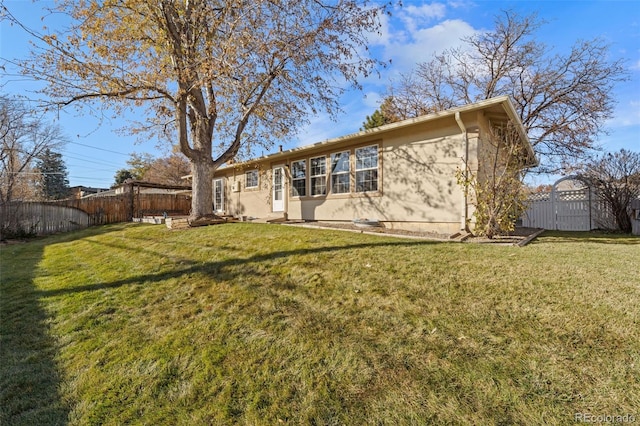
213,178,224,213
272,166,284,212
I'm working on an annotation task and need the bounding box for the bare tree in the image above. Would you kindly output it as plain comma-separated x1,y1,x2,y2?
113,152,189,186
143,153,191,186
0,97,66,204
384,11,627,173
3,0,389,221
578,149,640,234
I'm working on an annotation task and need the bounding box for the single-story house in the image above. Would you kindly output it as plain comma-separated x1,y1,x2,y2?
207,96,537,235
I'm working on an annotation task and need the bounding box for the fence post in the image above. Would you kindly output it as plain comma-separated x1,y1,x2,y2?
551,184,557,230
128,182,135,221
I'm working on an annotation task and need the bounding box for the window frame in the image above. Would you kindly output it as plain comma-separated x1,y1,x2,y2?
291,159,307,197
213,178,225,213
355,145,379,193
245,169,259,189
330,151,350,194
310,155,327,196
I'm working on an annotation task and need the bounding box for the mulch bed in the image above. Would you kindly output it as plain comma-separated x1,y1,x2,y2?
464,227,544,245
286,221,544,246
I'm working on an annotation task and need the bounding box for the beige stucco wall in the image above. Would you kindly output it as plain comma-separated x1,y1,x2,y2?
215,163,274,219
213,114,490,234
210,105,528,235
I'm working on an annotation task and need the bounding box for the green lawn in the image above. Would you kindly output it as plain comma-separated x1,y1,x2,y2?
1,223,638,425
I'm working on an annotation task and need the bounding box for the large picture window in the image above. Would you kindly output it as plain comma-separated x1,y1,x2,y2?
291,160,306,197
245,169,259,189
355,145,378,192
330,151,350,194
310,156,327,196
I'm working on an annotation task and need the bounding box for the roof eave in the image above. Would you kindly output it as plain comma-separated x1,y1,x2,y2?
498,97,539,168
195,96,538,172
241,96,534,165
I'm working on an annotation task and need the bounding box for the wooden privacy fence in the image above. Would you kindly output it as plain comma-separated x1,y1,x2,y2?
0,202,89,236
58,193,192,226
0,193,191,236
59,194,130,226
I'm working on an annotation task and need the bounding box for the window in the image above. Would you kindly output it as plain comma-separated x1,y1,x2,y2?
355,145,378,192
310,156,327,196
330,151,350,194
291,160,306,197
245,169,259,189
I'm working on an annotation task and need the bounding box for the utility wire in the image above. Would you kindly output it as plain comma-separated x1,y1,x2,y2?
65,165,118,173
6,171,63,174
63,150,124,166
66,141,131,156
63,153,124,168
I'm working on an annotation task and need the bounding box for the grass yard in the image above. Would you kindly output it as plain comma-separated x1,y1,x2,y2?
1,223,638,425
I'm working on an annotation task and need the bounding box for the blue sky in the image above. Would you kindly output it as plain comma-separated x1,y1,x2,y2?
2,0,639,188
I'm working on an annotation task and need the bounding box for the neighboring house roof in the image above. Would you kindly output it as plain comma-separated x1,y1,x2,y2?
112,180,192,191
69,185,109,192
225,95,537,169
88,180,192,197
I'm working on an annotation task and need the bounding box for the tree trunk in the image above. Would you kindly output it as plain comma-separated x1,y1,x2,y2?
189,159,214,221
614,205,632,234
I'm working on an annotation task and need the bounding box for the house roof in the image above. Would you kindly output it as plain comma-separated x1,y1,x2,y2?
223,95,537,170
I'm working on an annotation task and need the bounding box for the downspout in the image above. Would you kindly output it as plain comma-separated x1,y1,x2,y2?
455,112,470,232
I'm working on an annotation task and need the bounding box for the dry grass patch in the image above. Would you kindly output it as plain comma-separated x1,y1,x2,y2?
1,224,638,424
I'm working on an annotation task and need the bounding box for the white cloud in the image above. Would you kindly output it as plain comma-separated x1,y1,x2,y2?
398,3,447,35
291,2,481,148
384,19,477,72
364,8,392,47
363,2,480,84
620,100,640,126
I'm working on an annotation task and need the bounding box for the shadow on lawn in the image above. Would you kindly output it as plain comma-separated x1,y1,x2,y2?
0,241,69,425
535,231,640,245
0,225,125,425
36,239,433,298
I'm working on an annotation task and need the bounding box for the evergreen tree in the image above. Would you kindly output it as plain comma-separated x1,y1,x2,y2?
360,97,401,130
36,149,70,200
361,109,387,131
113,168,134,186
